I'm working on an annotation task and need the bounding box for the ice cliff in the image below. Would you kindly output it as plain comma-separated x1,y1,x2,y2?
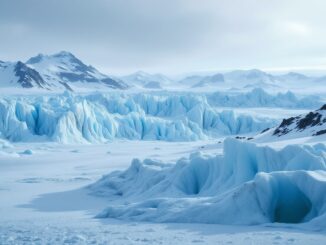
0,91,282,143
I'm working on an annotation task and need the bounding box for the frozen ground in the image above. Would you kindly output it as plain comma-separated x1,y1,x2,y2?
0,85,325,244
1,139,326,244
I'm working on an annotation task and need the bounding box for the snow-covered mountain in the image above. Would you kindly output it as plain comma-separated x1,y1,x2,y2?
276,72,311,82
122,71,172,89
26,51,128,91
0,61,50,89
0,51,128,91
259,104,326,139
179,73,225,88
224,69,276,84
176,69,326,92
178,69,282,89
2,54,326,93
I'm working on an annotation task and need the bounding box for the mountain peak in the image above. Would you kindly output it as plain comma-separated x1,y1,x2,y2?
53,51,75,58
26,53,45,64
285,72,308,79
133,70,150,76
27,51,77,64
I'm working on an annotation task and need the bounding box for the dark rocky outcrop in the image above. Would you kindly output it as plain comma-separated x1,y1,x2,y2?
14,61,48,88
273,105,326,137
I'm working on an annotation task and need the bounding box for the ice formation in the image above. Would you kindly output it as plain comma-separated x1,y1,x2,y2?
0,91,287,143
91,138,326,226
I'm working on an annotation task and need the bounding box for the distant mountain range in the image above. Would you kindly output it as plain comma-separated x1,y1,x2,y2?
1,51,326,91
179,69,326,90
121,71,172,89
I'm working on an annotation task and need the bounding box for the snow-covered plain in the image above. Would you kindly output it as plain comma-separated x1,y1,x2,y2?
1,61,326,244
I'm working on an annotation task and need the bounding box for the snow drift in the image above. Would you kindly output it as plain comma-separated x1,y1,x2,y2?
90,138,326,227
0,91,283,143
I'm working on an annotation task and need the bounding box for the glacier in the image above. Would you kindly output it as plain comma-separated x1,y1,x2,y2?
0,89,322,143
91,138,326,226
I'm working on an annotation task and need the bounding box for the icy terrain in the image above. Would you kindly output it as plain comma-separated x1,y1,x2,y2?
92,138,326,227
1,137,326,244
0,72,326,244
0,89,322,143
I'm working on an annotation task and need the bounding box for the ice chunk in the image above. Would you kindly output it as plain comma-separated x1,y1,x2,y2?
90,139,326,227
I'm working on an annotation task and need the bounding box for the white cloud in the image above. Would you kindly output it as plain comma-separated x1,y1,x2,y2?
284,21,310,36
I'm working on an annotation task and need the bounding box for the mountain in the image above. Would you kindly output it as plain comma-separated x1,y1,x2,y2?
0,61,49,89
26,51,128,90
224,69,276,85
259,104,326,139
276,72,311,82
122,71,172,89
178,73,225,88
178,69,321,90
178,75,204,86
179,69,277,88
192,73,225,87
312,75,326,83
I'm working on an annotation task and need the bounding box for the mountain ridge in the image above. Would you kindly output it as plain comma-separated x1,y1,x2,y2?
0,51,128,91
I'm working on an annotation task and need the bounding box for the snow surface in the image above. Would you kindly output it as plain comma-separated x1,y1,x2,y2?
1,139,326,244
0,62,19,88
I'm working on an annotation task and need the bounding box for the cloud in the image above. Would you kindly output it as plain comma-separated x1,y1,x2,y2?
1,0,326,74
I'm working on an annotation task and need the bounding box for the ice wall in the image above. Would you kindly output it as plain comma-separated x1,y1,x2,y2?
0,91,282,143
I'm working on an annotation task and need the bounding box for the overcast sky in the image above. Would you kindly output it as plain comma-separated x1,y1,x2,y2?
1,0,326,75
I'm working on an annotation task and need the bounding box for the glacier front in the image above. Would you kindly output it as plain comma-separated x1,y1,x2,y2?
0,89,322,143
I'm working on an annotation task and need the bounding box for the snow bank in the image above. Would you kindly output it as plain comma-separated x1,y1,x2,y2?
90,138,326,227
0,92,278,143
0,138,13,149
